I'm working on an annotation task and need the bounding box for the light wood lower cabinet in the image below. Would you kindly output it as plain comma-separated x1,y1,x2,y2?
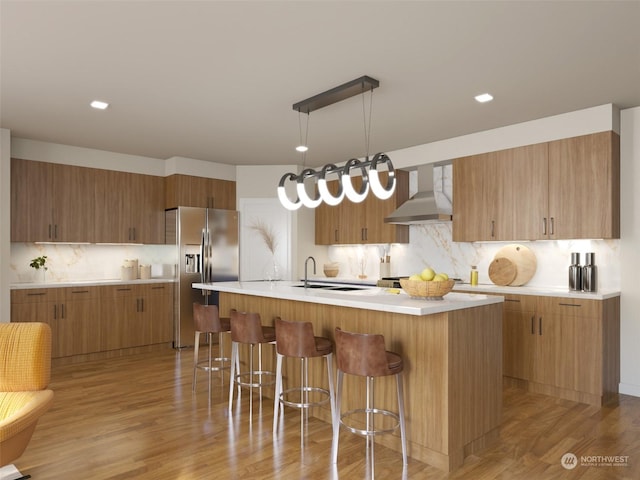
11,283,174,359
471,291,619,406
100,283,174,351
11,287,101,358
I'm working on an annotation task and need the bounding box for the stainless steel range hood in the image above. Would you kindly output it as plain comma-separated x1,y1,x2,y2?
384,163,453,225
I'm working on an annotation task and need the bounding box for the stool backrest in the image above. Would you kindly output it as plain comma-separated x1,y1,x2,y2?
230,310,266,343
275,317,317,357
335,327,390,377
193,303,223,333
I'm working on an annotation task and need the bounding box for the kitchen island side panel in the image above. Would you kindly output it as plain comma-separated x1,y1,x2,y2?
218,291,502,472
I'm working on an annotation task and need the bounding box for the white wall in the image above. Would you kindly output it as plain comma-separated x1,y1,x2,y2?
235,165,325,280
11,138,166,176
619,106,640,397
387,104,619,169
0,129,11,322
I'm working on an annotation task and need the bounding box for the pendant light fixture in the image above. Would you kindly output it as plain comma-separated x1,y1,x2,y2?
277,76,396,210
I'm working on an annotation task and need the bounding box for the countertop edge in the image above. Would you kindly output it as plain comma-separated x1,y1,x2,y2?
193,281,504,316
454,283,620,300
10,278,177,289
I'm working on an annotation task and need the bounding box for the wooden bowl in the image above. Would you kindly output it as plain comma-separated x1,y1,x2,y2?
399,278,455,300
323,264,339,277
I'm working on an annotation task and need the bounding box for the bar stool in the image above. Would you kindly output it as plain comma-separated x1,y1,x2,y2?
272,317,336,442
192,303,231,395
228,310,276,414
331,327,407,470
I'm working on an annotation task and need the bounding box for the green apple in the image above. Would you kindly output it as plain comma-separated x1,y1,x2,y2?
432,273,447,282
408,274,422,281
420,267,436,281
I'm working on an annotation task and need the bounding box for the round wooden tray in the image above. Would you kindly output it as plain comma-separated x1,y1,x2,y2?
491,244,537,286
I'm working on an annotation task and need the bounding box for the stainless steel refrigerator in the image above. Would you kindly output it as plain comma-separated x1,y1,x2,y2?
166,207,239,348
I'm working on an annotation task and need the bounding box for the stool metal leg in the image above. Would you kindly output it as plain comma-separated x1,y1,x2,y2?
366,376,375,477
396,373,408,466
331,369,343,464
192,331,201,392
273,352,284,432
228,341,238,411
326,353,336,428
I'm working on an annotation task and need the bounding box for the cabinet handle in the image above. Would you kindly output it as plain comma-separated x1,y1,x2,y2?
151,286,165,290
558,303,581,308
539,317,542,336
542,217,547,235
550,217,555,235
61,303,66,319
117,288,132,292
491,220,495,238
48,224,52,240
55,224,58,239
71,290,90,294
53,304,57,320
27,292,46,296
128,228,132,241
505,298,520,303
530,316,535,335
334,229,338,242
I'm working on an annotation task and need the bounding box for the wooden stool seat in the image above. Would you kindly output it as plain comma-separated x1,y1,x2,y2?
228,310,276,414
192,303,231,396
272,318,336,443
331,327,408,472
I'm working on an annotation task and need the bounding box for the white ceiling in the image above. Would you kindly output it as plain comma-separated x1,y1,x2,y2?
1,1,639,168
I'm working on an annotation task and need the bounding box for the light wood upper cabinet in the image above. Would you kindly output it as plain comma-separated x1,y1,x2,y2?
547,131,620,239
315,170,409,245
11,159,95,242
452,131,619,242
165,174,236,210
94,170,165,244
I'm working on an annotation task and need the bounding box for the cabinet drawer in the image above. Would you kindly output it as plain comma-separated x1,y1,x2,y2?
540,296,600,317
100,285,140,298
60,286,100,300
502,294,536,312
11,288,58,304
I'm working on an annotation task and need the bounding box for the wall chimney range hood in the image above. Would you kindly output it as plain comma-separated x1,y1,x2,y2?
384,163,453,225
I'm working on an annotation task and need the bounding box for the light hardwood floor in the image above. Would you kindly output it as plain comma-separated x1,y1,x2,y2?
15,347,640,479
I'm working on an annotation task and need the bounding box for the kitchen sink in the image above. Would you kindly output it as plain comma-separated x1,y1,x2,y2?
293,284,334,289
293,284,366,292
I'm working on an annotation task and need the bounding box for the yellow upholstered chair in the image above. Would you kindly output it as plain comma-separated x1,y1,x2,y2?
0,322,54,466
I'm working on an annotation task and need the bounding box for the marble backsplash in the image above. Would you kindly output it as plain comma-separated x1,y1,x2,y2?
327,223,620,290
10,243,178,284
10,222,620,291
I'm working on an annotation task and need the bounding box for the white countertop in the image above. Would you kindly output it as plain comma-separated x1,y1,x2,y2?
192,280,503,316
10,278,176,290
453,282,620,300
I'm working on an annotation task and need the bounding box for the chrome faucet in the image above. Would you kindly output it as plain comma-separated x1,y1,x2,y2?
304,256,316,289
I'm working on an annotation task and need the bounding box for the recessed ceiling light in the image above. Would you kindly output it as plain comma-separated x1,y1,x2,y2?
296,145,308,152
90,100,109,110
475,93,493,103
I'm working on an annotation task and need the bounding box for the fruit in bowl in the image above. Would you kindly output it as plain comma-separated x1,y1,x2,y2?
400,267,454,299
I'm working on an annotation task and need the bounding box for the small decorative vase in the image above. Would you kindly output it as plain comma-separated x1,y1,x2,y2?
264,255,281,282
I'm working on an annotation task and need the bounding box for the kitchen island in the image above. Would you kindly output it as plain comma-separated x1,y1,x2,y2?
193,280,503,472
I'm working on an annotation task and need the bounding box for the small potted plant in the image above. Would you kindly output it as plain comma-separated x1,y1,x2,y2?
30,255,48,282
